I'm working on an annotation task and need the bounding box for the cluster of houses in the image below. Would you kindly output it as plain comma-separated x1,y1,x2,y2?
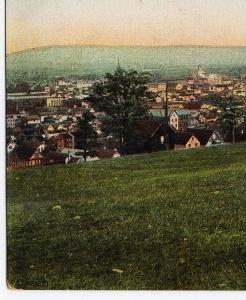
126,114,224,154
6,98,122,169
168,109,224,149
6,68,246,169
149,65,246,104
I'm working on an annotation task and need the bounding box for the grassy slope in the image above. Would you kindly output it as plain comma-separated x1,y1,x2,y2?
7,144,246,290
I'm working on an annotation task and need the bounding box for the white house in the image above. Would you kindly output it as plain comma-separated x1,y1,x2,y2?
7,141,16,153
169,110,191,131
6,115,16,129
187,128,224,146
37,142,46,153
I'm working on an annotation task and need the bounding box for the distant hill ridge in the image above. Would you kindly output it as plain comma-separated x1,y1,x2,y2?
6,45,246,82
8,44,246,55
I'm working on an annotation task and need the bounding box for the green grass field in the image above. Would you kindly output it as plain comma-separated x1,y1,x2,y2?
7,144,246,290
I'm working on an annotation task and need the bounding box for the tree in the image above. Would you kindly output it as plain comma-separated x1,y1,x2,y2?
32,83,43,92
6,83,16,93
75,109,97,161
92,66,154,152
218,97,245,143
15,81,31,93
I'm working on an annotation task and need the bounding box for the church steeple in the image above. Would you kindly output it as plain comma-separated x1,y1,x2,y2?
117,57,121,69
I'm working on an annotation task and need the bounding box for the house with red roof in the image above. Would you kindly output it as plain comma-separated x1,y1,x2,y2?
8,141,44,169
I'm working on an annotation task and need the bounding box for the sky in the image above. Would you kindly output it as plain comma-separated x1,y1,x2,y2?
6,0,246,53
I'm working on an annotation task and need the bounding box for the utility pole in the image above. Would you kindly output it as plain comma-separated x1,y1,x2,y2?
238,67,242,85
164,80,169,150
193,77,195,97
163,78,186,150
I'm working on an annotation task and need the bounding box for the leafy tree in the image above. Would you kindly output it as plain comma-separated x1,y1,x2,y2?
44,137,58,154
92,66,154,152
6,83,16,93
32,83,43,92
218,97,245,143
75,109,97,161
15,81,31,93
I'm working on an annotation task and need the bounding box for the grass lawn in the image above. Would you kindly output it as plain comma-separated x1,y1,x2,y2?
7,143,246,290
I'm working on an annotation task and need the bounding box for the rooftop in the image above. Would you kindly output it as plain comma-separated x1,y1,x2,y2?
171,110,191,117
174,132,194,144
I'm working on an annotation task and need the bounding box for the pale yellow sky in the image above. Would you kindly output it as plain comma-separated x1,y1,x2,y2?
6,0,246,53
